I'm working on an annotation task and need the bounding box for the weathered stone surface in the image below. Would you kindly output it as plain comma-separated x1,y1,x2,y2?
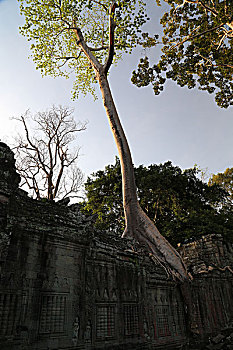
178,234,233,276
212,334,225,344
0,144,232,350
203,327,233,350
0,142,20,198
205,345,215,350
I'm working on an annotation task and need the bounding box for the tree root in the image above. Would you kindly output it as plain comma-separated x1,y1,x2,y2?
122,204,190,282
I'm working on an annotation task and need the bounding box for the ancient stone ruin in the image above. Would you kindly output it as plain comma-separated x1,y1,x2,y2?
0,142,232,349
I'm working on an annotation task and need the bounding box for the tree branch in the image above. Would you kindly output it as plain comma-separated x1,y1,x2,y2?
103,1,118,75
20,115,49,176
217,33,227,50
72,20,102,72
13,106,86,201
198,0,218,17
55,54,82,68
173,0,217,17
221,63,233,69
89,0,108,11
171,23,225,50
53,157,64,198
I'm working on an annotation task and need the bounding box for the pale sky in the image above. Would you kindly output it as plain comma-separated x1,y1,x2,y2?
0,0,233,181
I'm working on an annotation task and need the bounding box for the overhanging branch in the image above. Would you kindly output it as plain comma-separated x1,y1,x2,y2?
171,23,225,50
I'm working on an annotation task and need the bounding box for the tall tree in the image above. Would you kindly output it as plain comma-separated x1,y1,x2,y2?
132,0,233,108
13,105,87,200
19,0,188,281
83,158,232,244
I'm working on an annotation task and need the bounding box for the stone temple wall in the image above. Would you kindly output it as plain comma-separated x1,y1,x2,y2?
0,142,232,350
178,235,233,339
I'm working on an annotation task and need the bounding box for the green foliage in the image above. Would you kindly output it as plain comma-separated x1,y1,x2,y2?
209,167,233,202
82,157,124,232
81,158,233,244
18,0,148,99
132,0,233,108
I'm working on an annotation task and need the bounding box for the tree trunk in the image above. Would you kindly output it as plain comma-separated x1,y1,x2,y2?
96,67,189,282
72,22,189,282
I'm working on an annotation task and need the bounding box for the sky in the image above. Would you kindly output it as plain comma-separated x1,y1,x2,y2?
0,0,233,183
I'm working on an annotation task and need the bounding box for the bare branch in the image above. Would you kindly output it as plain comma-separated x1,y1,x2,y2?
13,106,86,201
20,114,50,176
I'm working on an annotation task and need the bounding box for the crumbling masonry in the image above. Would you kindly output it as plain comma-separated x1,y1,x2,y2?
0,142,232,349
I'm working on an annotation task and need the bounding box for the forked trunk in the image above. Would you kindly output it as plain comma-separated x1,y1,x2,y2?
72,19,189,282
96,68,189,282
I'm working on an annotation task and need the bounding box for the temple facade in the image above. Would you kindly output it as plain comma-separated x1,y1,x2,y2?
0,142,232,350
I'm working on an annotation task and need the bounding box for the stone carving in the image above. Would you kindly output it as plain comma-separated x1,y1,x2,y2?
17,325,29,346
0,143,232,349
72,316,80,346
41,273,70,292
0,273,33,293
84,320,92,343
143,319,150,340
103,288,109,300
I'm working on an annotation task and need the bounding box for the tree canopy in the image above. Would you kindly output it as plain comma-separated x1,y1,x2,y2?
132,0,233,108
19,0,148,99
82,158,233,245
